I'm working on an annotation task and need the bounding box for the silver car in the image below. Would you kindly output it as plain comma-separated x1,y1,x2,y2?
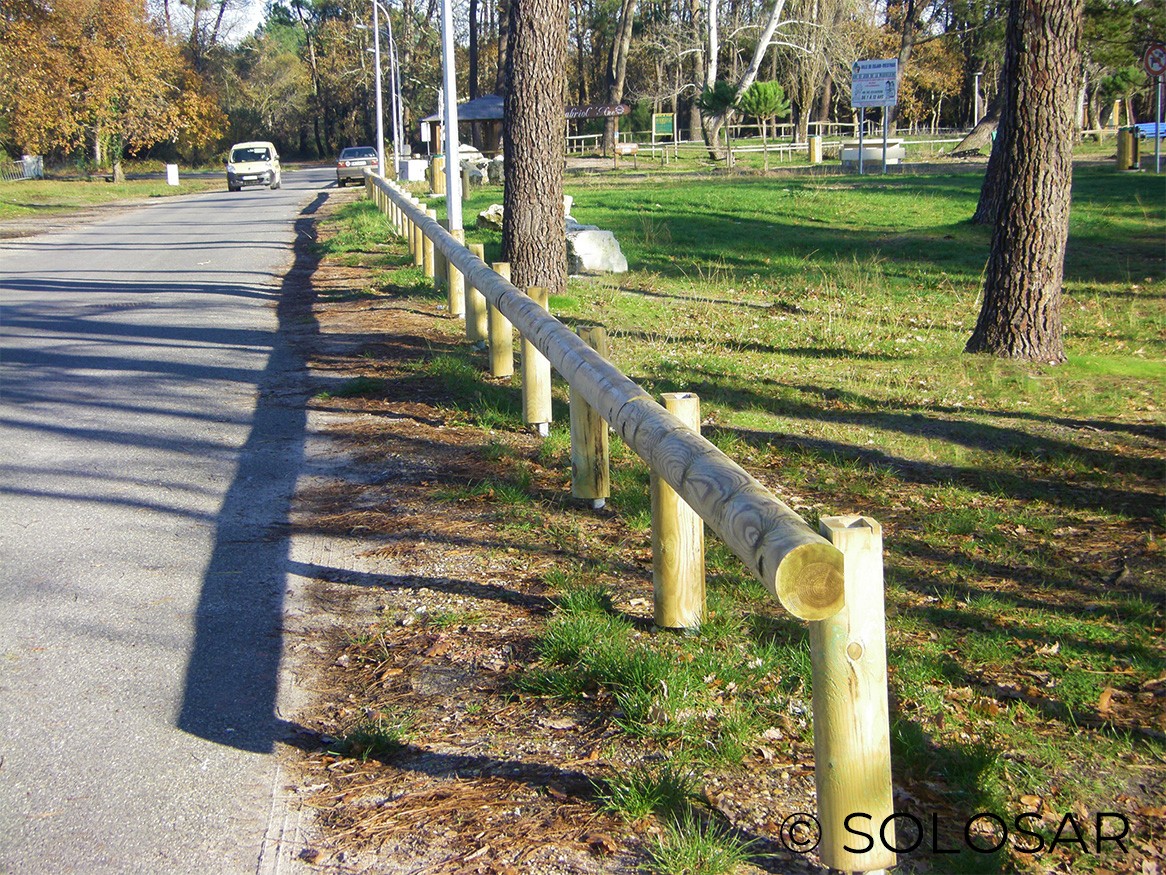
336,147,379,186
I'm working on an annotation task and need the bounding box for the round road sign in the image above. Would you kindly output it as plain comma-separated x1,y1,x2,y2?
1145,42,1166,77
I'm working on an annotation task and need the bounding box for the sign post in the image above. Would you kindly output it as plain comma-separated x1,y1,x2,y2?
851,59,899,175
653,113,676,163
1143,42,1166,174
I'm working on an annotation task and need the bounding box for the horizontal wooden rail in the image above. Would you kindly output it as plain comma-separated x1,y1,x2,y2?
369,176,844,622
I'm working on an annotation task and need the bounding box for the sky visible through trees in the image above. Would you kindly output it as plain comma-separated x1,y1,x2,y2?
1,0,1161,164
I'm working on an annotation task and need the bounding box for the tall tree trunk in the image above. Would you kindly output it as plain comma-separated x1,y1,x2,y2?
469,0,480,98
815,72,833,125
688,0,706,142
603,0,637,154
502,0,568,296
957,87,1003,156
965,0,1083,364
495,0,510,94
890,0,919,132
701,0,788,158
971,71,1010,223
573,0,590,104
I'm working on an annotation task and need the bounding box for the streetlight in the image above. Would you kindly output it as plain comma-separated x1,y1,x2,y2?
380,0,405,172
439,0,462,228
371,0,385,173
364,1,405,177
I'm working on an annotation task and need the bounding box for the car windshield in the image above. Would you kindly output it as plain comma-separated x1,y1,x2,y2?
341,148,377,160
231,147,271,163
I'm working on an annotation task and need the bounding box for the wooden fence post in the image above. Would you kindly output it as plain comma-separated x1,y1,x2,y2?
411,200,425,267
811,516,896,875
651,392,705,629
466,243,489,345
435,219,451,293
521,286,552,435
570,325,610,509
423,208,437,280
370,178,845,622
488,262,514,378
447,227,466,318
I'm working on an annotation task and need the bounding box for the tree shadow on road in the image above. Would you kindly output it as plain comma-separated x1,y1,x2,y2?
177,193,327,753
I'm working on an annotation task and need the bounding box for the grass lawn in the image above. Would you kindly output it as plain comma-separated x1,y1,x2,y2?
0,174,227,221
320,164,1165,873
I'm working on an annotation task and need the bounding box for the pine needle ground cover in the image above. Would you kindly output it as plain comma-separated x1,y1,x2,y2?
294,168,1163,875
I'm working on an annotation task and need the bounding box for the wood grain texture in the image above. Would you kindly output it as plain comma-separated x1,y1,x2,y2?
377,181,843,620
811,516,895,872
569,326,610,501
652,393,705,629
423,208,437,279
488,262,514,378
466,243,489,344
521,286,552,426
447,227,466,318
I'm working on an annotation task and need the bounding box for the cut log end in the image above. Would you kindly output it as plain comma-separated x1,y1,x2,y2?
772,542,845,621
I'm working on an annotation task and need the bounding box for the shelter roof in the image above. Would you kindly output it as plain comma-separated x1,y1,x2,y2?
421,94,504,123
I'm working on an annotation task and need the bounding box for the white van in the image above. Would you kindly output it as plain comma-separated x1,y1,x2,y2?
225,141,281,191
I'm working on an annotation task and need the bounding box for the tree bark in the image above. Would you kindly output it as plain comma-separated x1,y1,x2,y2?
965,0,1082,364
502,0,568,296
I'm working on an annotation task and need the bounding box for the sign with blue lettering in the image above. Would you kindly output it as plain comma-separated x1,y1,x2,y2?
851,59,899,108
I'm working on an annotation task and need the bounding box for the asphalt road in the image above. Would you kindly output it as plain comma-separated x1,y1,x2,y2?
0,166,337,873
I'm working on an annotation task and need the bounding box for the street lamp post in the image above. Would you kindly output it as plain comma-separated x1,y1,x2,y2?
439,0,462,228
371,0,386,173
366,0,405,178
386,8,404,169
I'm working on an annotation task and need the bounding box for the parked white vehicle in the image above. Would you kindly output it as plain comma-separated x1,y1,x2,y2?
225,141,281,191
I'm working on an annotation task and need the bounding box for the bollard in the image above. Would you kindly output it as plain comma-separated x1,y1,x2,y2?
466,243,489,344
521,286,552,435
810,516,896,874
651,393,706,629
488,262,514,378
447,227,466,318
430,154,447,195
570,326,610,509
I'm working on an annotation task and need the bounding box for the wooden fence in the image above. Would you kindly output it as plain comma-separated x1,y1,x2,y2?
365,172,897,873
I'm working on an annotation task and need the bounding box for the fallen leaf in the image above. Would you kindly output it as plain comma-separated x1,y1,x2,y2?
586,832,618,855
1020,795,1042,809
540,716,577,731
1099,687,1116,714
463,844,490,862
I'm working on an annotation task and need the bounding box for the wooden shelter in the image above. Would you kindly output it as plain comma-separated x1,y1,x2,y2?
421,94,504,156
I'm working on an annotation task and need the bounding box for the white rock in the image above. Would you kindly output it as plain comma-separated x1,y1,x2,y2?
477,203,505,230
567,228,628,274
